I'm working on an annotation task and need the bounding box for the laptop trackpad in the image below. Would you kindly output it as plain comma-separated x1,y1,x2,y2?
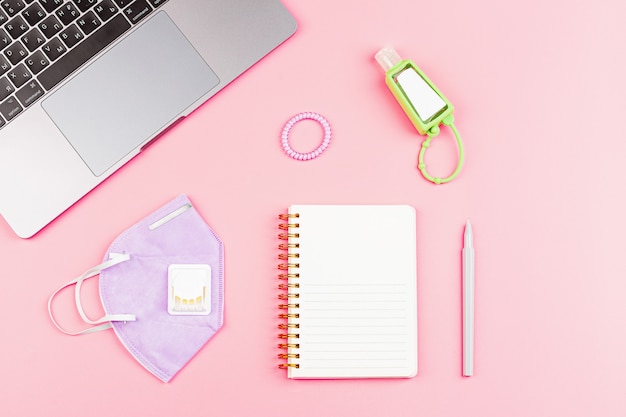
42,12,219,176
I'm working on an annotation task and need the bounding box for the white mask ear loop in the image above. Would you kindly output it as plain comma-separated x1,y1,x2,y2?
48,253,136,336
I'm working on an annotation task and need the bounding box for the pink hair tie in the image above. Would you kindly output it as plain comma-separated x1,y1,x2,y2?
281,112,332,160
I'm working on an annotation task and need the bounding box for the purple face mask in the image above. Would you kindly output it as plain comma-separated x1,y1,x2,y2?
48,195,224,382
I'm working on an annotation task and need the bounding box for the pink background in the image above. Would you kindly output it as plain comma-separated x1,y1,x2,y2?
2,0,625,415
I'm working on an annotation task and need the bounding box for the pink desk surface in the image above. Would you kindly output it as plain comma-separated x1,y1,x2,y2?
2,1,625,415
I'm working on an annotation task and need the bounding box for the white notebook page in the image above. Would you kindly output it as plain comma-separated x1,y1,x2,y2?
285,205,417,379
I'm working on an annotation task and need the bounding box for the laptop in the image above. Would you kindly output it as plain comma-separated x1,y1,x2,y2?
0,0,296,238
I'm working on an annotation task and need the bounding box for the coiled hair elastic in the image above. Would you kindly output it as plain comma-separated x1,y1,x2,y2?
281,112,332,161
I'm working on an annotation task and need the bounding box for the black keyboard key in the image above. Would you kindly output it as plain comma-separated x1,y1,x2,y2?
0,95,22,120
123,0,151,25
41,36,65,60
1,0,25,17
59,23,83,48
39,0,63,13
38,14,130,90
21,28,46,51
0,55,10,75
25,49,48,73
147,0,167,7
73,0,96,12
0,8,7,24
7,62,31,87
0,76,15,99
113,0,130,7
6,15,29,39
0,29,11,50
76,10,100,35
4,41,27,65
22,2,45,25
15,78,43,106
55,2,79,25
39,15,63,38
94,0,116,22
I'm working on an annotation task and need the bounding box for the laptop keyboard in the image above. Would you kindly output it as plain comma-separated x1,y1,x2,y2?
0,0,168,128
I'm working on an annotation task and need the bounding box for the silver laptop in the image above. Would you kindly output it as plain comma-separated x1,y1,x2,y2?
0,0,296,238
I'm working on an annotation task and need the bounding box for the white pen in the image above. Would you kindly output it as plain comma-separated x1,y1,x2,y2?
463,219,475,377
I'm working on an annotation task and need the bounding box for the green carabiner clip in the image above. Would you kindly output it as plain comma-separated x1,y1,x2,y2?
375,47,465,184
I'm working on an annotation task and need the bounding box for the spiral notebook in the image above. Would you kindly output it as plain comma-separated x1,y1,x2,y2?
277,205,418,379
